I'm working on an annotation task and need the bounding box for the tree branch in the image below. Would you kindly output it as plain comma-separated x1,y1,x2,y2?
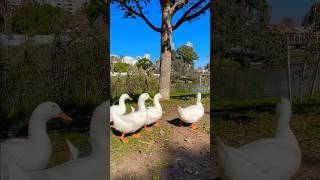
172,1,210,31
116,0,161,32
171,0,190,16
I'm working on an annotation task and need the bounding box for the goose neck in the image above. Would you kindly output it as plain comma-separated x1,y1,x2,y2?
28,110,50,142
275,113,291,139
138,99,147,110
118,97,126,107
90,102,108,156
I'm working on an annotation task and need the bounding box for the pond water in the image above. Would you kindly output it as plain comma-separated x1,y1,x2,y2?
171,81,210,94
214,65,320,100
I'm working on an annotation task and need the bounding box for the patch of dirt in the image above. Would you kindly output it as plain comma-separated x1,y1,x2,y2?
111,106,211,180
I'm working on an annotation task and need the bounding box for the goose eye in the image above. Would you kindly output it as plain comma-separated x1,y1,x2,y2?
52,104,56,108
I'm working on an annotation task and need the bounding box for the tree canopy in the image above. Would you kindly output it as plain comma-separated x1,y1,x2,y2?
84,0,109,24
137,57,154,70
215,0,280,67
302,3,320,31
11,3,62,34
111,0,210,32
114,62,129,72
176,45,199,65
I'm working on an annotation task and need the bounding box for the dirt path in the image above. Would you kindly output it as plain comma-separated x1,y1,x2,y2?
111,106,211,180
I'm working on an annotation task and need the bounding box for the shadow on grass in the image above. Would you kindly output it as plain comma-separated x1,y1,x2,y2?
212,102,320,123
110,127,143,137
111,143,211,180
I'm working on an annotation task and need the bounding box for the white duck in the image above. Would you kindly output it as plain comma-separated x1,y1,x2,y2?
144,93,163,132
216,98,301,180
7,101,108,180
177,92,204,129
0,101,72,180
110,93,132,123
112,93,152,143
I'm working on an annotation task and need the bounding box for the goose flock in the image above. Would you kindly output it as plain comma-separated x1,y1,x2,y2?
110,92,205,143
0,96,302,180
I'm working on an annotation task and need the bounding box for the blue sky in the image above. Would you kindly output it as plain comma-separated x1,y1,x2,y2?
267,0,320,25
110,2,210,68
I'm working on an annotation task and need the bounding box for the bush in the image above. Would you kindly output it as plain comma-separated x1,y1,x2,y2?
114,62,129,72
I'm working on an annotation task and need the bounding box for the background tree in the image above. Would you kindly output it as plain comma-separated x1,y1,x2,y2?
204,62,210,71
171,45,197,82
114,62,129,72
216,0,274,67
11,3,62,34
176,44,199,65
84,0,109,24
136,57,154,70
112,0,210,99
303,3,320,31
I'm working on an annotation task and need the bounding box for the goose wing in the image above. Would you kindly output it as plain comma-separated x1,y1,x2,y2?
217,138,275,180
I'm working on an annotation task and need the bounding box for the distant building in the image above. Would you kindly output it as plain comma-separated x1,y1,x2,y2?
48,0,88,14
122,56,137,65
5,0,89,14
110,53,151,65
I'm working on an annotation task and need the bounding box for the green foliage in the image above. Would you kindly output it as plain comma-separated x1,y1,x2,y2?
84,0,109,24
11,3,62,34
136,57,153,70
176,45,199,65
216,0,280,67
171,49,194,82
114,62,129,72
302,3,320,31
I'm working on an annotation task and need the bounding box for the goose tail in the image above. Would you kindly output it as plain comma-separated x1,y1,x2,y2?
66,139,79,160
177,105,183,115
130,106,135,112
216,137,230,167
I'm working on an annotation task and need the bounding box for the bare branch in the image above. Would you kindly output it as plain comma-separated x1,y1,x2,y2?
172,1,210,31
115,0,161,32
171,0,190,16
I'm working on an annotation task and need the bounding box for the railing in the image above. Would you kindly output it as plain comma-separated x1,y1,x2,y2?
278,32,320,48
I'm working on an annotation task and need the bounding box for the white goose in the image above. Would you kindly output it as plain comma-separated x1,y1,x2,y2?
7,101,108,180
110,93,132,123
112,93,151,143
0,102,72,180
144,93,163,132
177,92,204,129
216,98,301,180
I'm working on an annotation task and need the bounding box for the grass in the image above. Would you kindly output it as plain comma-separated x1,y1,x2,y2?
49,131,90,166
213,97,320,155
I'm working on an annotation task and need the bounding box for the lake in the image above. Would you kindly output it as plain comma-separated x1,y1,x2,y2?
214,65,320,100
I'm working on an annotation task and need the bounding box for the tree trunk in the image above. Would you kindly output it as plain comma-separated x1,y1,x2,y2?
310,53,320,100
299,55,308,103
159,5,172,99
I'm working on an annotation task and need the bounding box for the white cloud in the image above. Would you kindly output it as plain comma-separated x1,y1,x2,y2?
171,42,175,50
185,41,193,47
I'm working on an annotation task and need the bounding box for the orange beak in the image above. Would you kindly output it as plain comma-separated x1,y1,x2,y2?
58,112,73,123
128,96,133,101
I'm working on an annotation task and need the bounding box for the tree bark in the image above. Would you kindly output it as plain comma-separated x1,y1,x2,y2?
310,53,320,100
159,4,172,99
299,55,308,103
